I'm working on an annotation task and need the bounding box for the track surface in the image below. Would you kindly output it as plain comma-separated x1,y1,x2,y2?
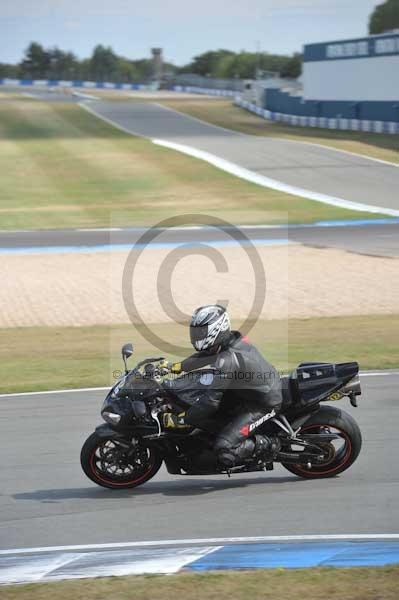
1,373,398,551
1,223,399,257
88,101,399,212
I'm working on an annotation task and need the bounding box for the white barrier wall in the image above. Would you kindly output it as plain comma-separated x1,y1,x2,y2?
303,33,399,102
304,54,399,101
234,97,399,135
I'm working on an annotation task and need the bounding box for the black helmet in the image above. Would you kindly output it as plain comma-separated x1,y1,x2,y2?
190,305,231,352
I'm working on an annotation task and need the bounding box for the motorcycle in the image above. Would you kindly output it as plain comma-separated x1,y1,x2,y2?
80,342,362,489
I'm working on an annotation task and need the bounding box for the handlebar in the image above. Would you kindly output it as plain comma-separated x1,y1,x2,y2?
135,357,165,369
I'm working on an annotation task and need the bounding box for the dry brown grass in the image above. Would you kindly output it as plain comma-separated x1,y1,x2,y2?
1,314,398,393
2,566,399,600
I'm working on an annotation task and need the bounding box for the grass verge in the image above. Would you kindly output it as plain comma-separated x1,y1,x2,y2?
159,98,399,165
0,98,383,230
1,566,399,600
1,314,398,393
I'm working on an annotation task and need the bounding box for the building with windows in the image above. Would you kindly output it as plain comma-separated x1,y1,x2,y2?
262,32,399,125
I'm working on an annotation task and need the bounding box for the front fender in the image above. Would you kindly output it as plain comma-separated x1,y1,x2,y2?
94,423,129,441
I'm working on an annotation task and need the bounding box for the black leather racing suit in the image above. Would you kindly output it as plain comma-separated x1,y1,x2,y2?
165,331,282,467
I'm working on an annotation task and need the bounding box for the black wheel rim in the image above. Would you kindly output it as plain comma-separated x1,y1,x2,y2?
89,439,155,486
291,424,352,475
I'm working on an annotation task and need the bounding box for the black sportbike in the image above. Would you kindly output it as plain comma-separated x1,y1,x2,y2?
80,343,362,489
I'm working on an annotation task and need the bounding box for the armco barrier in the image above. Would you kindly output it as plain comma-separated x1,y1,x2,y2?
0,78,150,91
235,97,399,134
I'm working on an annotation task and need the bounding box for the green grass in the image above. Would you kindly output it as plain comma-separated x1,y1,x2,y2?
2,566,399,600
0,98,386,231
159,98,399,165
1,315,397,393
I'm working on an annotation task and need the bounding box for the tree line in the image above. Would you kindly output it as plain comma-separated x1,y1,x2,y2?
0,42,302,82
180,49,302,79
0,43,176,82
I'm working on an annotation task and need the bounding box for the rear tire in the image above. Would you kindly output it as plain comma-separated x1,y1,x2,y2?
80,432,162,489
282,406,362,479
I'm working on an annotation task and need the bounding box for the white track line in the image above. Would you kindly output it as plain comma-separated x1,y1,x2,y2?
0,386,108,399
2,534,399,556
72,91,99,101
272,137,399,168
360,371,399,377
153,139,399,217
0,371,396,399
2,220,398,235
80,102,399,217
21,92,39,100
0,548,222,584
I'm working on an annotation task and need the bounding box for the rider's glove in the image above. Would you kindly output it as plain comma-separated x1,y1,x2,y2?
162,412,190,429
170,362,182,374
158,359,171,376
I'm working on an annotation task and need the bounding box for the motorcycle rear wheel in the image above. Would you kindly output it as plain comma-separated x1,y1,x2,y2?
282,406,362,479
80,433,162,489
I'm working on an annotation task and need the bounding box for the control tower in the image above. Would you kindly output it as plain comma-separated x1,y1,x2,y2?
151,48,163,81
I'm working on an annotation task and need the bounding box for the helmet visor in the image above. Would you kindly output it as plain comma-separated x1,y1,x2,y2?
190,325,208,349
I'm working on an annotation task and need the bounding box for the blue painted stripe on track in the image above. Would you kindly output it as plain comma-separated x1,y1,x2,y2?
187,542,399,570
0,239,291,255
309,218,399,228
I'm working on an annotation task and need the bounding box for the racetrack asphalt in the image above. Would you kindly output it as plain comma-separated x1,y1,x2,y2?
1,222,399,257
1,373,398,551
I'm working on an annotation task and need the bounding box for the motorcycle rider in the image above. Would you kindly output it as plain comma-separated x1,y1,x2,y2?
162,305,282,468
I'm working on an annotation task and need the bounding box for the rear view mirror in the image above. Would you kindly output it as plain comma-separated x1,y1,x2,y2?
122,343,134,359
122,343,134,373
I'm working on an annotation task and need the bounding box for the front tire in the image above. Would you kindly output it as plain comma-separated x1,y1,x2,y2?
282,406,362,479
80,433,162,489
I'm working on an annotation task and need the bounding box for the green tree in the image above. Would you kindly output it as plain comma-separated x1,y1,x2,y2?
180,49,300,80
131,59,154,80
369,0,399,34
180,49,235,76
114,58,140,82
89,45,118,81
47,48,79,80
280,53,302,78
0,63,19,78
20,42,51,78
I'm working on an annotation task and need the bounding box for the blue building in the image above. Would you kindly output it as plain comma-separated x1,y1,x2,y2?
263,32,399,124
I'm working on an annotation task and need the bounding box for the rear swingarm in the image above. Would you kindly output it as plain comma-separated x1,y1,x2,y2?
275,450,326,465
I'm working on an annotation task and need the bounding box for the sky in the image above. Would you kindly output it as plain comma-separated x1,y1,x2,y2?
0,0,381,66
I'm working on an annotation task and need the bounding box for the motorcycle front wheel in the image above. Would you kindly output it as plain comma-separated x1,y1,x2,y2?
80,433,162,489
